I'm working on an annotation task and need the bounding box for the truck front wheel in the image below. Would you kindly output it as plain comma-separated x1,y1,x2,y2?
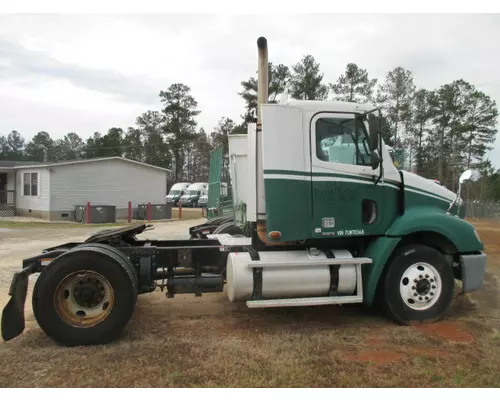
32,245,138,346
381,244,455,325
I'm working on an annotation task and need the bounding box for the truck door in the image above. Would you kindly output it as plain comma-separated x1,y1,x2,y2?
309,112,392,238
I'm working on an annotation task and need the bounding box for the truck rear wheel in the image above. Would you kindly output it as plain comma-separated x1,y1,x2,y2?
32,245,138,346
381,244,455,325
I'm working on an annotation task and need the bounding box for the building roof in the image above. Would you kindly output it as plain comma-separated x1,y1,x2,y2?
0,160,43,168
4,157,171,173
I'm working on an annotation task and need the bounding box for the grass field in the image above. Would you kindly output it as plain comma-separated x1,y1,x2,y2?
0,218,499,388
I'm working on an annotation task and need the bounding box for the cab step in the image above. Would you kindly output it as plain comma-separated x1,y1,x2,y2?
246,295,363,308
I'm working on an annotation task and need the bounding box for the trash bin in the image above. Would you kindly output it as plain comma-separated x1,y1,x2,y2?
136,203,172,220
74,205,117,223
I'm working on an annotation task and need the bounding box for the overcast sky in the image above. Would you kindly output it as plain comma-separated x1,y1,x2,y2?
1,14,500,167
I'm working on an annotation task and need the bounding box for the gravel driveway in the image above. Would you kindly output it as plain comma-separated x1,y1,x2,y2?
0,218,206,304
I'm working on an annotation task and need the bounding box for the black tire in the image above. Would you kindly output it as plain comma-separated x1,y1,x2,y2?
381,244,455,325
32,245,138,346
75,243,137,279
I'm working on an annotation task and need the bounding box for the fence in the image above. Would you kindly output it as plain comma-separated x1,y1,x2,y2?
463,201,500,219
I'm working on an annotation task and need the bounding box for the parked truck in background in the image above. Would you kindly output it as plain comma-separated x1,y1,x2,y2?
179,182,208,208
1,37,486,347
166,182,191,207
199,182,228,209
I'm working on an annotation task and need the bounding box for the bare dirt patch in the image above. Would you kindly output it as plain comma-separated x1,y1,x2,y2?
340,350,406,366
415,321,474,343
0,218,499,387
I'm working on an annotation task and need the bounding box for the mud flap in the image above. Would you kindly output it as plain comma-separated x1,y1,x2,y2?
1,270,30,341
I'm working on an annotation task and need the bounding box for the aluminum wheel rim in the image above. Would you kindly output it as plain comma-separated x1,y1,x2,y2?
54,270,114,328
399,262,442,311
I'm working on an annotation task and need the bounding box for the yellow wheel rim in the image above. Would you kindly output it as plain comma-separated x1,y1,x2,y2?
54,270,114,328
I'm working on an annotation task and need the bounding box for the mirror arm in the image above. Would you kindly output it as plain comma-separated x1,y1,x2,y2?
374,127,383,185
447,182,462,214
358,107,383,185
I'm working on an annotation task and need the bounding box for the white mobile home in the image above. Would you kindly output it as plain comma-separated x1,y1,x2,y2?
0,157,171,220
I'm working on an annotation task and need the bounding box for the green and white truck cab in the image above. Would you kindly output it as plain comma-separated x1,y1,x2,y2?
180,182,208,207
199,182,227,209
216,37,486,323
166,182,191,206
199,194,209,208
258,100,469,243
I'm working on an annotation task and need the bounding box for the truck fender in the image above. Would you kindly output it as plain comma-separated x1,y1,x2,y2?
362,236,401,307
386,207,483,254
362,208,484,307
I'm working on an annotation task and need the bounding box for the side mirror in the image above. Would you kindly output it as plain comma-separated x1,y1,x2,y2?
371,151,380,170
449,168,481,215
459,170,472,184
368,114,380,151
459,169,481,184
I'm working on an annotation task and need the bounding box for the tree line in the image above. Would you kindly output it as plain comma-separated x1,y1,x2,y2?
1,53,499,201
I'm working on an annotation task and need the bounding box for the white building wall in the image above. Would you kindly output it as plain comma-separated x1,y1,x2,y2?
49,159,168,213
16,167,51,212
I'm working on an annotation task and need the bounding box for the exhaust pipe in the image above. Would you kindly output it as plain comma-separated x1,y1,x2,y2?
255,38,294,246
257,36,268,123
255,37,268,226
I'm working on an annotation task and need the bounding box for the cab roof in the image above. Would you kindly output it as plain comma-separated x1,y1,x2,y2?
263,99,378,114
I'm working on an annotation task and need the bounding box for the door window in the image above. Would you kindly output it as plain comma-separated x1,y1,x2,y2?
315,117,372,166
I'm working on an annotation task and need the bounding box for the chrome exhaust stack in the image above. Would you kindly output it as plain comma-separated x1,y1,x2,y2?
257,36,269,123
255,37,268,221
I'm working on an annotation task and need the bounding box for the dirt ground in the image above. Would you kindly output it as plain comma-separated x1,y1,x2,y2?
0,218,500,388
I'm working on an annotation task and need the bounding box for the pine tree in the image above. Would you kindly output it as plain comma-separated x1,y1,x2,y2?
289,55,329,100
330,63,377,103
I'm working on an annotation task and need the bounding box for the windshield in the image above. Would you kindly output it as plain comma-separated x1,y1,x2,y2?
187,190,198,195
169,190,180,195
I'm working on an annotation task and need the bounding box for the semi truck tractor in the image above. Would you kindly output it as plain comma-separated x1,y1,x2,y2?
179,182,208,207
1,37,487,346
199,182,228,209
166,182,191,206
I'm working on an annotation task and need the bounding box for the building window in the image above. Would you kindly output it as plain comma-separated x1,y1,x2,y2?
316,117,372,166
23,172,38,196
